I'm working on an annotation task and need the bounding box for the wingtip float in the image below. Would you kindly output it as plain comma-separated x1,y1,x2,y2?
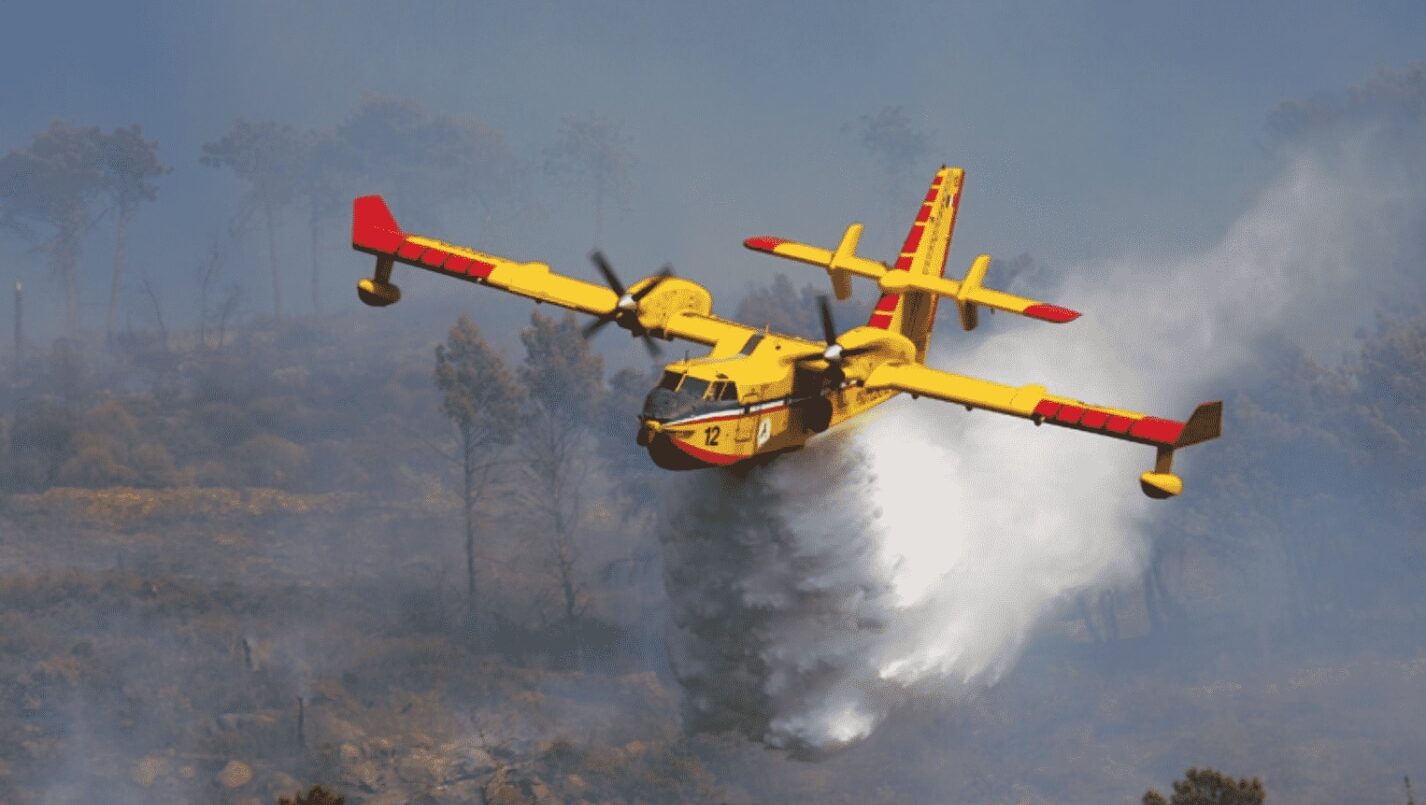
352,166,1221,498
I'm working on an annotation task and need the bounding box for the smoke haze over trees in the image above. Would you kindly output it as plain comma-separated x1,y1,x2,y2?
543,113,635,247
0,26,1424,804
0,123,116,334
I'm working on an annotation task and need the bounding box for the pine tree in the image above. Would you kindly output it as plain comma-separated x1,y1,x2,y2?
1143,766,1266,805
435,314,522,626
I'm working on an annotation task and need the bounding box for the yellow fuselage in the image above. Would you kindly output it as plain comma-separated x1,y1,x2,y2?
637,328,901,469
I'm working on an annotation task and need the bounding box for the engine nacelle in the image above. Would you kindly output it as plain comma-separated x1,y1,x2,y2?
633,277,713,333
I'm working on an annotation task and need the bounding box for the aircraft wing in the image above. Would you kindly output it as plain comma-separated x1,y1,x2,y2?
354,195,766,352
352,195,618,315
863,361,1222,497
657,311,760,348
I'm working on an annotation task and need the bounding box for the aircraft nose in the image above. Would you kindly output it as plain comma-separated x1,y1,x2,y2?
641,387,684,422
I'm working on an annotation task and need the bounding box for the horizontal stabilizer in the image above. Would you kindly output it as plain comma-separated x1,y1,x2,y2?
746,233,1079,331
743,229,889,287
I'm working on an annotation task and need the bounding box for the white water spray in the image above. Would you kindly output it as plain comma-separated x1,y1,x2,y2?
662,120,1426,753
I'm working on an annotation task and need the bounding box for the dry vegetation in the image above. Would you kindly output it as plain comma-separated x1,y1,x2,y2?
0,302,1422,803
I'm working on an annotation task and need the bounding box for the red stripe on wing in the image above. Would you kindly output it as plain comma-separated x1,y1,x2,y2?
1130,417,1184,445
1105,415,1134,434
420,248,450,268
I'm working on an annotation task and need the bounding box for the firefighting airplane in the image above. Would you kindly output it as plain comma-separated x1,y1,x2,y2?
351,166,1221,498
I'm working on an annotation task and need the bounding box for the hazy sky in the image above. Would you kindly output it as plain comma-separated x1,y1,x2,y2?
3,1,1425,334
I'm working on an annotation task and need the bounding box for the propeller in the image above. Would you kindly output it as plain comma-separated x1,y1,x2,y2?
794,295,878,385
582,250,674,356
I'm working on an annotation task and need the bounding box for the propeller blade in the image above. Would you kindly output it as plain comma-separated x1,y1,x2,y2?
589,250,626,297
582,315,615,339
640,332,664,357
631,265,675,301
817,295,838,346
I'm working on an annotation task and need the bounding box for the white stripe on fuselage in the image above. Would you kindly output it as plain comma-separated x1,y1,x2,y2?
660,382,854,428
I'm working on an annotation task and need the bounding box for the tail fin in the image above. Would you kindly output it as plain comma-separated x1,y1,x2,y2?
743,165,1077,358
866,167,964,361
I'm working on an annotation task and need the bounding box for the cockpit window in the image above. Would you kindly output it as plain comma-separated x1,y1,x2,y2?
681,377,711,399
719,382,739,401
658,371,683,391
740,333,764,356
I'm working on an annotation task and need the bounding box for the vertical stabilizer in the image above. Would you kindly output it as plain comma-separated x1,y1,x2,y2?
866,166,964,362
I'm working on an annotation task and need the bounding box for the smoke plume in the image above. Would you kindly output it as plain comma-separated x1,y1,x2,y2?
660,63,1426,754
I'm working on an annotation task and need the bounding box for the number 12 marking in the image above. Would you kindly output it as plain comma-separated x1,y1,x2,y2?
703,425,721,446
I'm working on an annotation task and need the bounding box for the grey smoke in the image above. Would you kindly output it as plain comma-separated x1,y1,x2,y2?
659,66,1426,754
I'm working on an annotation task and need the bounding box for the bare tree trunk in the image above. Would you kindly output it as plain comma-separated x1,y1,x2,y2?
538,415,585,626
57,227,80,335
1143,561,1162,633
463,426,478,618
13,281,22,364
140,275,168,351
106,206,130,338
309,203,322,315
458,423,503,632
295,696,305,745
1077,595,1102,643
554,511,580,624
1151,555,1180,622
198,258,212,349
526,412,589,669
214,287,238,349
264,200,283,319
1098,590,1120,641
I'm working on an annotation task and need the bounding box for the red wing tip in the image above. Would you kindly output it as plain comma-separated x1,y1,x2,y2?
744,236,788,253
1023,303,1081,323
